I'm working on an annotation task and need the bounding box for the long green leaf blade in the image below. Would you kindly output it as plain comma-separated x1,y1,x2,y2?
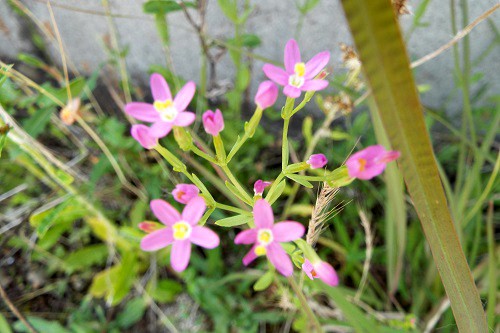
339,0,487,330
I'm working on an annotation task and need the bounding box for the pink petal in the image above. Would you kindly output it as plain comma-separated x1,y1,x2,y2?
131,124,158,149
125,102,159,122
173,112,196,127
305,51,330,79
284,39,301,74
266,243,293,276
283,85,301,98
149,121,173,137
253,199,274,229
190,226,220,249
262,64,289,86
234,229,257,244
272,221,305,242
150,73,172,101
150,199,181,226
302,259,315,280
170,239,191,272
140,228,173,251
181,196,206,225
173,81,196,111
300,80,329,92
172,184,200,204
315,261,339,286
242,245,258,266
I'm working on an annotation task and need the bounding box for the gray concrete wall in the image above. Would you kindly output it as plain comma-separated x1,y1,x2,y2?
1,0,499,113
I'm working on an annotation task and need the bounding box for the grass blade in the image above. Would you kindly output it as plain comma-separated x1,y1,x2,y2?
339,0,487,330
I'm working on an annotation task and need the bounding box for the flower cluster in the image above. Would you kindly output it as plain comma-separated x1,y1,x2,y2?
126,39,400,286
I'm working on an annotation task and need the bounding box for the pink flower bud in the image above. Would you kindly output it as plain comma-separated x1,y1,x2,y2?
302,259,339,286
307,154,328,169
253,180,272,196
254,81,278,109
346,145,400,180
172,184,200,204
138,221,162,233
202,109,224,136
131,124,158,149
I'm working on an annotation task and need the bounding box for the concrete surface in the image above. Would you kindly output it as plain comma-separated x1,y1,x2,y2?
1,0,499,113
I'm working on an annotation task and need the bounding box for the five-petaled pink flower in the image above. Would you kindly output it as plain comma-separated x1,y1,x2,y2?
253,180,272,196
125,73,196,139
235,199,305,276
307,154,328,169
140,197,220,272
255,81,279,109
302,259,339,287
346,145,401,180
202,109,224,136
172,184,200,204
263,39,330,98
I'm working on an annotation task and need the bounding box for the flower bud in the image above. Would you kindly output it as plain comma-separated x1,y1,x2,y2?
172,184,200,204
307,154,328,169
253,180,271,196
202,109,224,136
60,98,81,125
254,81,278,109
131,124,158,149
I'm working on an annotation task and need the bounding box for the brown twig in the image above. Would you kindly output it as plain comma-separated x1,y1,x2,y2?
411,4,500,68
0,283,37,333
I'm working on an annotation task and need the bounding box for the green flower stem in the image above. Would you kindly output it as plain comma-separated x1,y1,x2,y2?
287,276,323,333
227,106,264,163
190,144,217,164
281,97,295,170
221,165,253,204
265,171,286,201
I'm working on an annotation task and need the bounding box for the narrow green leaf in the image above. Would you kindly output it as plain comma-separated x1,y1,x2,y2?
0,124,10,158
215,214,253,227
286,174,313,188
253,270,274,291
115,298,147,329
0,313,12,333
265,180,286,205
339,0,487,330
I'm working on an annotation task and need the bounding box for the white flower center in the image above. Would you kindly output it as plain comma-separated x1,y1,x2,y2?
154,100,178,122
172,221,191,240
288,62,306,88
257,228,274,246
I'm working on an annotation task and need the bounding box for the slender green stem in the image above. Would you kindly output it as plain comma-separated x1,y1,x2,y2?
287,277,323,332
486,201,496,328
282,116,291,170
227,107,263,163
190,144,217,164
221,165,253,204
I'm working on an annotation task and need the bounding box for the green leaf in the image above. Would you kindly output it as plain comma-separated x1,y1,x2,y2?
286,174,313,188
147,279,183,303
29,197,83,238
115,298,147,328
265,180,286,205
0,313,12,333
0,124,10,158
253,270,274,291
14,316,70,333
143,0,195,14
217,0,238,22
215,214,253,227
62,244,108,273
241,34,261,48
23,107,53,138
0,64,14,89
340,0,487,330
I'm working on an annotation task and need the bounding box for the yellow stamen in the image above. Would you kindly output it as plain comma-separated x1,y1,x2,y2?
254,245,267,256
257,229,274,245
154,99,173,111
294,62,306,77
358,158,367,171
172,221,191,240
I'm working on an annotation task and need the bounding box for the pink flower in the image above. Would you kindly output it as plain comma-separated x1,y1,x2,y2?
125,73,196,138
138,221,163,233
140,197,220,272
131,124,158,149
263,39,330,98
235,199,305,276
302,259,339,287
346,145,401,180
253,180,272,196
307,154,328,169
254,81,278,109
202,109,224,136
172,184,200,204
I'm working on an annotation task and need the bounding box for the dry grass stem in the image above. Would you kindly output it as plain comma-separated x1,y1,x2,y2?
354,209,374,302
